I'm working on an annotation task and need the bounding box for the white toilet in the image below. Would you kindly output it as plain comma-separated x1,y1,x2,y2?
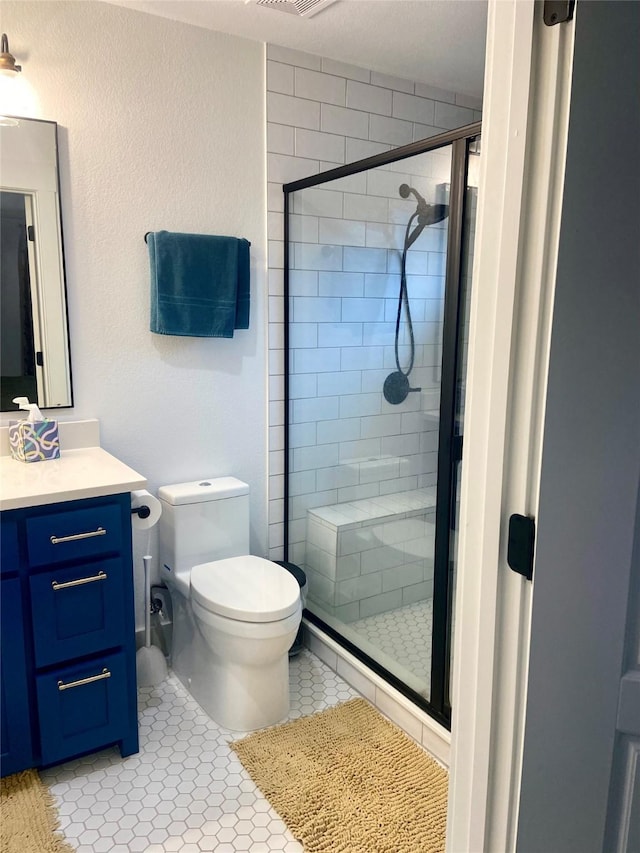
158,477,302,731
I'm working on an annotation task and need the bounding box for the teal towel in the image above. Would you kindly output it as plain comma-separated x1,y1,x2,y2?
149,231,250,338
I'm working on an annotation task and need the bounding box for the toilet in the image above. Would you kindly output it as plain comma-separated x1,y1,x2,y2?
158,477,302,731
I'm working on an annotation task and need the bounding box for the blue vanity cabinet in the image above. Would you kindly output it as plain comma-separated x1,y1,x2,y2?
0,493,139,777
1,577,34,776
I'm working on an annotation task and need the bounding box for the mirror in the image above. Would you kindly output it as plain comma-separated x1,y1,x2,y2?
0,116,73,411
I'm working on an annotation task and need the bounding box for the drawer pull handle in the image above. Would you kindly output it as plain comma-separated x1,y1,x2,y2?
51,570,107,591
50,527,107,545
57,668,111,691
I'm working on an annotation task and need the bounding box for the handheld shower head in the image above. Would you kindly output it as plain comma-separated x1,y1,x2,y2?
399,183,428,212
399,183,448,238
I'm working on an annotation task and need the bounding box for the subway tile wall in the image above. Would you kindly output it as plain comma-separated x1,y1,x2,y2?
267,44,482,563
305,490,437,623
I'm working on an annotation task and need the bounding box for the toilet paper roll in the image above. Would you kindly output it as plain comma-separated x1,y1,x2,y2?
131,489,162,530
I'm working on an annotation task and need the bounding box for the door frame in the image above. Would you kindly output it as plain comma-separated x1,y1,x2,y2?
446,1,576,850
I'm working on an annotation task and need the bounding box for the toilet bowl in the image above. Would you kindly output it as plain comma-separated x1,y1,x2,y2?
158,478,302,731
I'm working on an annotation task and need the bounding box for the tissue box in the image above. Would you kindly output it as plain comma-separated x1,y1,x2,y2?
9,419,60,462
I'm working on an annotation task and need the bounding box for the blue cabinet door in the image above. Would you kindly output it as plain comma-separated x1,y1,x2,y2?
1,578,33,777
0,519,18,577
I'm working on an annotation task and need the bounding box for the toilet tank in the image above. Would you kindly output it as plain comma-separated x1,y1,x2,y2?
158,477,250,576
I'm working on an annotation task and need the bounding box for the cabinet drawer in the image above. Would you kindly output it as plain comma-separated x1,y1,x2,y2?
26,504,123,567
36,651,128,767
30,558,126,668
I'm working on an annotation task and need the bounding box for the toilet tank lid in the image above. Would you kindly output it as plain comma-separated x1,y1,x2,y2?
158,477,249,506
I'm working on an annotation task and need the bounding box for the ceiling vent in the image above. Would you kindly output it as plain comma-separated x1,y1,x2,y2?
252,0,339,19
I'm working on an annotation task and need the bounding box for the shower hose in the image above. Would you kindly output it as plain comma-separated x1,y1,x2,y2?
393,210,420,382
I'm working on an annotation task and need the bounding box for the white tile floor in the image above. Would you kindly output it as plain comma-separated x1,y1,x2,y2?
41,650,357,853
351,598,433,688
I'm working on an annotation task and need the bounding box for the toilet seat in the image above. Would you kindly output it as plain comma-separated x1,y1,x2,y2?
191,555,300,623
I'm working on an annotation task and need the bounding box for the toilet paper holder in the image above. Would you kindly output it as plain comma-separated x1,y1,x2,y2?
130,490,162,530
131,504,151,519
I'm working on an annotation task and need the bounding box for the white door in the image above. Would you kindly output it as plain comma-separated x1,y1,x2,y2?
23,193,46,406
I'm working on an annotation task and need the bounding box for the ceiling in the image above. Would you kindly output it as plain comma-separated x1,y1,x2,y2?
103,0,487,97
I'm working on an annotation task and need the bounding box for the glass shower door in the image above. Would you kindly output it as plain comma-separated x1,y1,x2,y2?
284,124,480,725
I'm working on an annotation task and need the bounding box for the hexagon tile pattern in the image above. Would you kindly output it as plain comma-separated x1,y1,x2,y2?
352,599,433,687
40,649,357,852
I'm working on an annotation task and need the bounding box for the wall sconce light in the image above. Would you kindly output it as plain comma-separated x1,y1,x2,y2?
0,34,22,75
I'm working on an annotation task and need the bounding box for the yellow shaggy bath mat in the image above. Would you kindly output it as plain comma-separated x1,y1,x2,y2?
0,769,74,853
231,697,448,853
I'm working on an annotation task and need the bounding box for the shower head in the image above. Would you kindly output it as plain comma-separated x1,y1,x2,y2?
399,182,448,230
399,183,428,212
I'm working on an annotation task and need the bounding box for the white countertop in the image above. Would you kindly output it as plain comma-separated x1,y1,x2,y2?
0,447,147,511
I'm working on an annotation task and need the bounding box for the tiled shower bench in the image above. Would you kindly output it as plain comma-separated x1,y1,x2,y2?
304,488,437,623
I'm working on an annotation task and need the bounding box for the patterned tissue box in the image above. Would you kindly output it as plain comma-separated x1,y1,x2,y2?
9,419,60,462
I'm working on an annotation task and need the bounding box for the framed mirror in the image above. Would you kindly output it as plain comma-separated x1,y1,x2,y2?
0,115,73,411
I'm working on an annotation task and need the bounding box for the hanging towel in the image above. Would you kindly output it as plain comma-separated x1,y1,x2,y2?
148,231,250,338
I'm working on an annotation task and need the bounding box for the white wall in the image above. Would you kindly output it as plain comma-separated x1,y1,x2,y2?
0,1,267,626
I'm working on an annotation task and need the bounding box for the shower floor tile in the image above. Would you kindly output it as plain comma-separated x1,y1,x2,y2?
41,650,357,852
351,598,433,687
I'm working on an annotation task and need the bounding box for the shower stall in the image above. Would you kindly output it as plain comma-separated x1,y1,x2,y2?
283,123,480,727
